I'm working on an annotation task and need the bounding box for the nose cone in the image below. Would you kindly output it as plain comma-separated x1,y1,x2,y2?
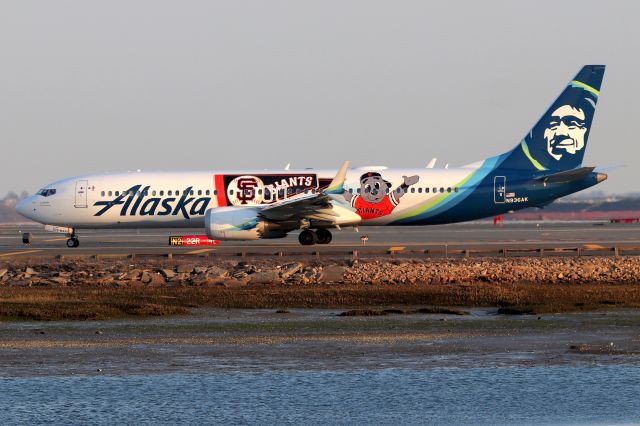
15,197,33,220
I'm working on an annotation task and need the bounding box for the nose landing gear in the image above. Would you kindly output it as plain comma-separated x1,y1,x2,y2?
298,229,332,246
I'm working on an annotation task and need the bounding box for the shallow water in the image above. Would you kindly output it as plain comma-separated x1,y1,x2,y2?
1,365,639,425
2,309,640,424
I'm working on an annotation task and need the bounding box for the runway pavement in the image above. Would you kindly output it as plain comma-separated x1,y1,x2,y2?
2,221,640,259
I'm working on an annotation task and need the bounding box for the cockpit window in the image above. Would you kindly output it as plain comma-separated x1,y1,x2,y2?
36,188,57,197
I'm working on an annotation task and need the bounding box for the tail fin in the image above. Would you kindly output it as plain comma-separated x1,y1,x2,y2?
500,65,605,172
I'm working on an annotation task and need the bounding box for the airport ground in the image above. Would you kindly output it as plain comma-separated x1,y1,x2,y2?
2,220,640,258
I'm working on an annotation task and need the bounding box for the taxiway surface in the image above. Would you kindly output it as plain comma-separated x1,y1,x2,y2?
1,221,640,258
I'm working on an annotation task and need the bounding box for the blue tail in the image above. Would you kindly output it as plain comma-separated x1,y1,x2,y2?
500,65,605,172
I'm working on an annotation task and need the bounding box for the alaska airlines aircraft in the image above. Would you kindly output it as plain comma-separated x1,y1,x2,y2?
17,65,608,248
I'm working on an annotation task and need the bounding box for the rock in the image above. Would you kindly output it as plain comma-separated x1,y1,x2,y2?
0,268,8,278
190,274,221,286
231,270,249,280
249,270,281,284
194,266,208,274
140,272,153,284
128,270,143,281
581,264,597,275
280,262,303,279
175,273,191,282
176,264,195,274
25,267,37,275
160,269,175,279
320,265,347,283
147,273,166,286
49,276,70,285
206,266,228,280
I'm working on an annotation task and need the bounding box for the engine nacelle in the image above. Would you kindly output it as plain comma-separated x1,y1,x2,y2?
205,207,284,240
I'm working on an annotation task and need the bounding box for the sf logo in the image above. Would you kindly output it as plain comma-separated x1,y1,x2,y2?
227,176,265,206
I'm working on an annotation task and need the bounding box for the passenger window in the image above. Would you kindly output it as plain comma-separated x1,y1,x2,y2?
229,190,234,195
175,190,180,196
101,191,105,197
152,191,156,196
160,190,164,196
115,191,120,196
454,187,459,193
349,188,353,194
214,190,217,195
440,187,444,193
168,190,172,196
190,190,194,196
197,190,202,196
410,187,415,193
108,191,112,196
418,188,422,193
206,190,210,196
433,187,437,193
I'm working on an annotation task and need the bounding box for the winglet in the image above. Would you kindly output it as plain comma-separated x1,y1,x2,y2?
325,161,349,195
426,158,437,168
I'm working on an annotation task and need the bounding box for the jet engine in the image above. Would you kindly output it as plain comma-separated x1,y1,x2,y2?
205,207,286,240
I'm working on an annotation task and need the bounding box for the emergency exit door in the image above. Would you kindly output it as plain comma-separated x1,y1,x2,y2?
75,180,88,208
494,176,506,204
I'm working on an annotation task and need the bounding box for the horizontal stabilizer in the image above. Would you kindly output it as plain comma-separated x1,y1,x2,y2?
534,166,594,184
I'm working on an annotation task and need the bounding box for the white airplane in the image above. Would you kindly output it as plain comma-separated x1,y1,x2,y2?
17,66,608,248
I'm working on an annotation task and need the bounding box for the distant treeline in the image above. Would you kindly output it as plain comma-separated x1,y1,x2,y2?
1,191,31,223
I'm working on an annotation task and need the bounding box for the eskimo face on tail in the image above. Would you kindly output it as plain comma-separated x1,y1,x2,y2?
524,82,599,170
544,105,587,160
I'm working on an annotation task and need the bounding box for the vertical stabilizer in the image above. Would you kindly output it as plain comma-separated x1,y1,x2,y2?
500,65,605,171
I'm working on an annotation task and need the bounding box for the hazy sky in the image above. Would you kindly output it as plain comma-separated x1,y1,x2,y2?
1,0,638,195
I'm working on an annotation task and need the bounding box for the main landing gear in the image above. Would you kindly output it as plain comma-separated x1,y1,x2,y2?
66,230,79,248
298,229,333,246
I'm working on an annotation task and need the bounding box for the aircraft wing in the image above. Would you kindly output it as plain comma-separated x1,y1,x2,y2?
533,167,595,184
258,161,357,225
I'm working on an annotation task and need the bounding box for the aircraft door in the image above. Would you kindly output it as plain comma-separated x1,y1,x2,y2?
75,180,88,208
494,176,506,204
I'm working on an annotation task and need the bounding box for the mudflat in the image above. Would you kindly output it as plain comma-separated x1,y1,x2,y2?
0,308,639,377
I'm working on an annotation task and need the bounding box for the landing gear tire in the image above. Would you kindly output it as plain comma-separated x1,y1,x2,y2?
315,229,332,244
66,238,79,248
298,230,317,246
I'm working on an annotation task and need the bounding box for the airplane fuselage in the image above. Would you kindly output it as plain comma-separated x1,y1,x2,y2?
17,164,603,230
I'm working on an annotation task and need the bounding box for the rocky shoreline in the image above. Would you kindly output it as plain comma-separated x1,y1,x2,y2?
2,256,640,320
1,256,640,287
